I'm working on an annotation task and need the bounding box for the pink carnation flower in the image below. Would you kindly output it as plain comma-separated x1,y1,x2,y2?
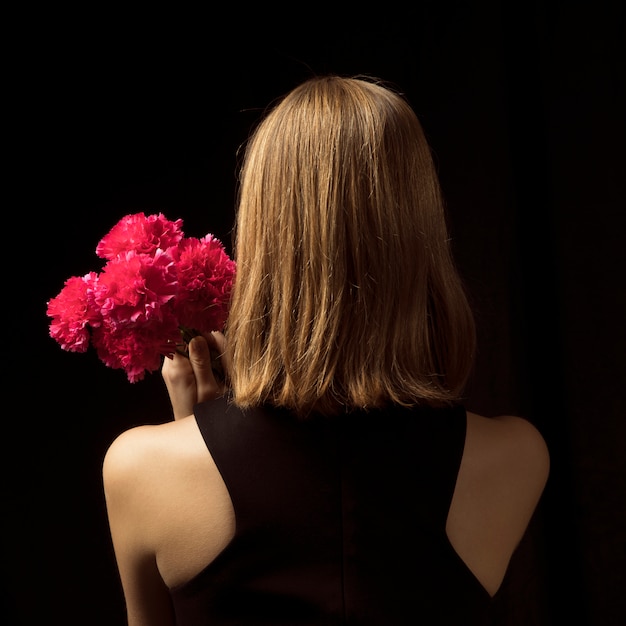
94,249,178,326
96,212,184,260
47,212,236,383
47,272,100,352
92,315,180,383
173,235,236,333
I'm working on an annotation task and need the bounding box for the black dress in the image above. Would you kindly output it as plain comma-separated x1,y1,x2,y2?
169,396,492,625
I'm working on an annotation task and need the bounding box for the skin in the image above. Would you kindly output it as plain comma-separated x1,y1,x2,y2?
103,334,550,626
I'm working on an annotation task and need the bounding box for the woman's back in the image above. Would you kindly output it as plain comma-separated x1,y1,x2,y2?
104,398,549,625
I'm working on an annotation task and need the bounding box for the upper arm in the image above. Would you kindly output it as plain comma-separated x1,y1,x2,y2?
447,413,550,596
495,415,550,511
463,414,550,515
103,428,176,626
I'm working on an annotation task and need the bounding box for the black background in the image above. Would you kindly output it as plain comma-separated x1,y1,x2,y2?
7,2,625,624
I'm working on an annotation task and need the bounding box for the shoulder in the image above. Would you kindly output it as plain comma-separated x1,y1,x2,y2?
103,421,168,480
460,411,550,544
102,417,218,561
103,416,235,591
102,417,206,503
447,412,549,596
465,412,550,490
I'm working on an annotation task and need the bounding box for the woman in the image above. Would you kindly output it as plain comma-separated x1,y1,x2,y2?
103,75,550,625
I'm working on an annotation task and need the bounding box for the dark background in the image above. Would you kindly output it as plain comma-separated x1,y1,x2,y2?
8,1,625,624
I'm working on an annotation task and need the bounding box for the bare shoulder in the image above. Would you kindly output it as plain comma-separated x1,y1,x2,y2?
465,412,550,489
447,412,550,596
102,417,207,499
103,416,235,590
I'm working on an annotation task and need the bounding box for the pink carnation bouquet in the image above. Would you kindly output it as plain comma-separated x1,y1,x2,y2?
47,212,236,383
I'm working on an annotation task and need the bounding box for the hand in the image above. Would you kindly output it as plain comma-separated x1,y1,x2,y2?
162,331,228,420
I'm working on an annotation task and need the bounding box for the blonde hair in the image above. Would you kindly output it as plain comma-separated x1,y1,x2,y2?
225,75,476,417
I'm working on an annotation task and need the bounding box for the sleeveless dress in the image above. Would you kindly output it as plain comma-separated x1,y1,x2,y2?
169,396,492,625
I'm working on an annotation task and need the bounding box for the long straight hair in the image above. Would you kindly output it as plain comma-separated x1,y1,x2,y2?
225,75,476,417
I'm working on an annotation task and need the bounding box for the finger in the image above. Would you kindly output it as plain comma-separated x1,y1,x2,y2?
161,349,194,387
209,331,230,380
161,350,197,420
188,335,220,402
